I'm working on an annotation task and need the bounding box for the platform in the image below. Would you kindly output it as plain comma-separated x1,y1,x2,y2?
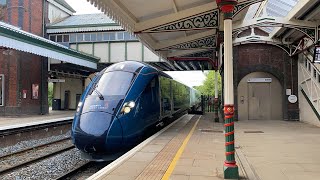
87,113,320,180
0,110,75,131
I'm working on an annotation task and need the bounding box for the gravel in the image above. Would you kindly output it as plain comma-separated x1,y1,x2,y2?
2,148,89,180
0,131,71,157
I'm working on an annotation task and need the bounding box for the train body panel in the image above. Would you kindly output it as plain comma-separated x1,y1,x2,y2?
71,61,200,161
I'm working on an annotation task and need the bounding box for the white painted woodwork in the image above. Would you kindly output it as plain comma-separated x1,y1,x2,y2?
110,43,125,62
298,53,320,126
94,43,109,63
78,44,93,55
144,47,160,62
127,42,142,61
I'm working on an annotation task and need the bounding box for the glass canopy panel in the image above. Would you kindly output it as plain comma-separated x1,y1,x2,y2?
244,0,299,33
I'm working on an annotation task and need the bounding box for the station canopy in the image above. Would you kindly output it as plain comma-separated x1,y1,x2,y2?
88,0,320,71
0,21,100,69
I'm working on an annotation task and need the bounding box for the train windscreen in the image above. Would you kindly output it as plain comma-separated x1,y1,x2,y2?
90,71,134,96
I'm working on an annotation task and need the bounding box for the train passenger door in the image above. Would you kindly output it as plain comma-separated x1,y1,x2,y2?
140,77,160,127
160,76,172,118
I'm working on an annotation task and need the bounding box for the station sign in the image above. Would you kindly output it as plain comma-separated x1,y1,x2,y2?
314,45,320,63
288,95,298,104
247,78,272,83
48,79,65,83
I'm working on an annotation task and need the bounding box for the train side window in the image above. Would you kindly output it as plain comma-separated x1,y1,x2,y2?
143,77,156,102
0,74,4,106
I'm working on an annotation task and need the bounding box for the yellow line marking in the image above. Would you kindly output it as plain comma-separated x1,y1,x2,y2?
161,115,201,180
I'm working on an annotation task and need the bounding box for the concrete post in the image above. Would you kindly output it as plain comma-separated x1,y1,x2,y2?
216,0,239,179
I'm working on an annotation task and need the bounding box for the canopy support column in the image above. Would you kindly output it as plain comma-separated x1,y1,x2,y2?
216,0,239,179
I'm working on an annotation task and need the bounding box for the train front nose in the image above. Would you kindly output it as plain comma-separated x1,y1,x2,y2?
72,112,123,155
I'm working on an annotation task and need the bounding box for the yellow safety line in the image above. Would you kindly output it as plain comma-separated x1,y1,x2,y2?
161,115,201,180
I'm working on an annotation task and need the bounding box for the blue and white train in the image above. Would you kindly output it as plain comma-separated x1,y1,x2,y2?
71,61,200,160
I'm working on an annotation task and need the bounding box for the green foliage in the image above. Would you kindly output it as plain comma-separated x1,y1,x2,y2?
48,83,53,107
194,71,221,96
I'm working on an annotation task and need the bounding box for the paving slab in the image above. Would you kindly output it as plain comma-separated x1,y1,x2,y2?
89,113,320,180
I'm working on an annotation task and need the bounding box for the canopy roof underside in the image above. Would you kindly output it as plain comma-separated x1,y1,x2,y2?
0,21,99,69
88,0,320,71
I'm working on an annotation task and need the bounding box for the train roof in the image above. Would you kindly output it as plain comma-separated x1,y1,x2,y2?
105,61,172,79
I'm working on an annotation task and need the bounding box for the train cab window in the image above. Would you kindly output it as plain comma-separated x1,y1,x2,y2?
0,74,4,106
90,71,135,97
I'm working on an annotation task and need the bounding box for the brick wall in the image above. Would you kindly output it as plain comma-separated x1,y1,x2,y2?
233,43,299,121
0,0,48,115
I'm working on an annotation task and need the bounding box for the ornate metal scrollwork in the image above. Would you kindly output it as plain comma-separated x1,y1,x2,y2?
160,35,216,50
146,10,219,32
295,27,316,42
233,0,263,17
182,50,214,59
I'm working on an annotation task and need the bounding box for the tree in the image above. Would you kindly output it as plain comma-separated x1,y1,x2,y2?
48,83,53,107
193,71,222,96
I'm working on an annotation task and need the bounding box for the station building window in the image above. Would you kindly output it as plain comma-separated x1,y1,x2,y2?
0,74,4,106
63,35,69,42
97,33,102,41
77,34,83,42
103,33,109,41
49,35,56,42
84,33,91,41
124,32,131,40
91,33,97,41
56,35,63,42
109,33,116,40
117,32,124,40
70,34,76,42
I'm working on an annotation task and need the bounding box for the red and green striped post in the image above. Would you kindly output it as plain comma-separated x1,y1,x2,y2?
216,0,239,179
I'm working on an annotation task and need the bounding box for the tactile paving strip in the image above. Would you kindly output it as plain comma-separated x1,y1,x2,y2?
135,115,200,180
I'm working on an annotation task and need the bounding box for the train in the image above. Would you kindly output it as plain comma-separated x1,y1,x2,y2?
71,61,201,161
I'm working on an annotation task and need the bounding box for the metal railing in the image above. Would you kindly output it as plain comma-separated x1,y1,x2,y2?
299,49,320,117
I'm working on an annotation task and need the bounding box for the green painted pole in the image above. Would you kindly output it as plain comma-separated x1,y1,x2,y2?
216,0,239,179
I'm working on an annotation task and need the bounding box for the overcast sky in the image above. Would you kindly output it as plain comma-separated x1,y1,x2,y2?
65,0,207,87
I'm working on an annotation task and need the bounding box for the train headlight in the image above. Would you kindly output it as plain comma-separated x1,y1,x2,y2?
128,101,135,108
123,107,131,114
122,101,135,114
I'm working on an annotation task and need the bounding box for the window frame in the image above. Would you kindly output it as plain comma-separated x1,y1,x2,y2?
63,35,69,42
49,35,56,42
56,35,63,42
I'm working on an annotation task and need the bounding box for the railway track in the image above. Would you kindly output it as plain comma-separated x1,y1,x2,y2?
55,161,110,180
0,138,74,176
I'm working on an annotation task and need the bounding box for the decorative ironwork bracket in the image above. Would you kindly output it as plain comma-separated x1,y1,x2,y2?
233,16,318,43
181,50,215,59
140,9,219,33
233,0,264,17
156,35,216,51
293,27,317,42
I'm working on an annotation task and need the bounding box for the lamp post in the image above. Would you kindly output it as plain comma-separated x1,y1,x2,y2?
216,0,239,179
